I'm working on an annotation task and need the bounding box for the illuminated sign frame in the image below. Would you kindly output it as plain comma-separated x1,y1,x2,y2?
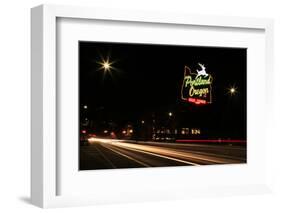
181,64,213,105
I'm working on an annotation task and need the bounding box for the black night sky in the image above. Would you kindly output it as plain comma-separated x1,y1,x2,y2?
79,41,247,140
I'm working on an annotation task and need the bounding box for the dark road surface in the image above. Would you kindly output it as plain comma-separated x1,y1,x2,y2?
79,139,246,170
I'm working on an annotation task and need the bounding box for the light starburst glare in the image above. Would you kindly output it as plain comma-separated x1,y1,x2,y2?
228,86,237,96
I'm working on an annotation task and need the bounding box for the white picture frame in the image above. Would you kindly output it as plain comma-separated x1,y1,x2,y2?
31,4,274,208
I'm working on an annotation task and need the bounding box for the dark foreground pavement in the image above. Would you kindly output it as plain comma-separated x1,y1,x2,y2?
79,139,246,170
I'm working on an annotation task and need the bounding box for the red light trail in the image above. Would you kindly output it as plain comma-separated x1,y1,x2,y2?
176,139,246,143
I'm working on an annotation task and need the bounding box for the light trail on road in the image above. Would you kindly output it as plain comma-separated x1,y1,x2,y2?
80,138,246,170
111,142,241,164
101,142,200,166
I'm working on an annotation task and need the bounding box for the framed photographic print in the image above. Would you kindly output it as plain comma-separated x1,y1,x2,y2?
78,41,247,170
31,4,274,208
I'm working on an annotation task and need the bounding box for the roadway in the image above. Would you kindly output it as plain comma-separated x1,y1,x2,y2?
79,139,246,170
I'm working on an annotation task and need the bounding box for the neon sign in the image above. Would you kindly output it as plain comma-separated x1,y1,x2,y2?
181,63,213,105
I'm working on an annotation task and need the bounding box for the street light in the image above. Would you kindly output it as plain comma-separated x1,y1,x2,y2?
97,56,114,72
83,105,88,109
102,60,111,71
228,86,237,96
168,112,173,117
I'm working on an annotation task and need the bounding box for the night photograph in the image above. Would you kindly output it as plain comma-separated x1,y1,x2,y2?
79,41,247,170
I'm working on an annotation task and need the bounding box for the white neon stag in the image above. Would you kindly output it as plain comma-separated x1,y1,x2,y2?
196,63,208,77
